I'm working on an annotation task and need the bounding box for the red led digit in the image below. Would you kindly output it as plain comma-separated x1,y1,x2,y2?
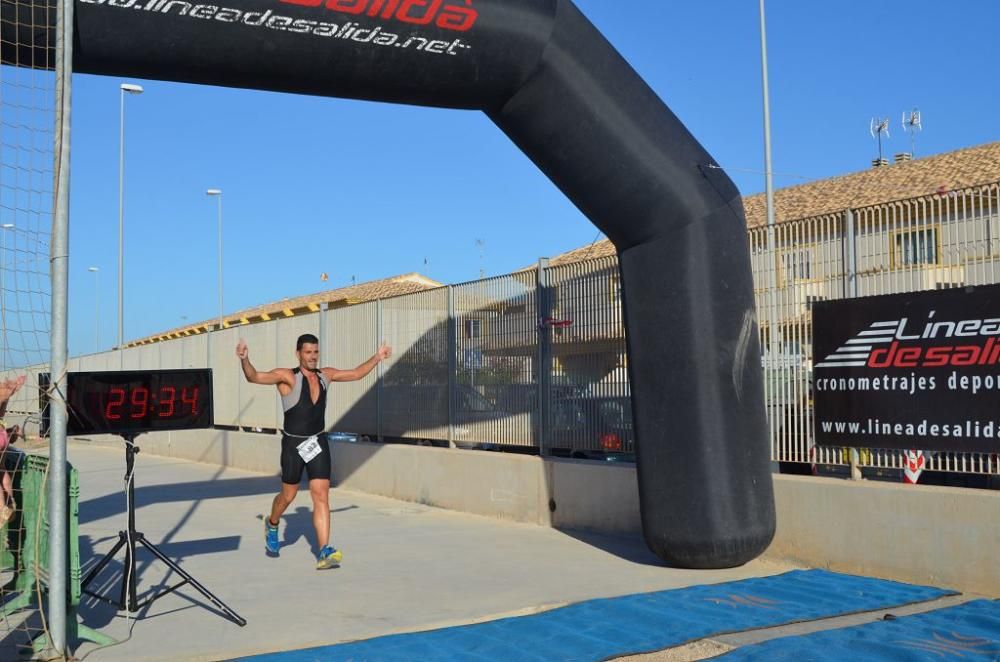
159,386,176,417
130,387,150,419
105,387,126,420
181,387,199,415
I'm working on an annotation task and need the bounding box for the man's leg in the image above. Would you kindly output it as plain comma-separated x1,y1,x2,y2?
264,482,297,555
308,478,331,549
269,482,298,526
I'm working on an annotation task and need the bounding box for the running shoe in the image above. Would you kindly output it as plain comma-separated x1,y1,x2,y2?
316,545,342,569
264,518,280,555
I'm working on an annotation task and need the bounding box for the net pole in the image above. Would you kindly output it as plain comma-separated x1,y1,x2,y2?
48,0,75,653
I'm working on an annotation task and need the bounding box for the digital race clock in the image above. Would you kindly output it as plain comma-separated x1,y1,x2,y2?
56,370,214,436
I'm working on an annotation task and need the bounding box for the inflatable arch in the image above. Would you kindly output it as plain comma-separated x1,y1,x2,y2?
2,0,775,568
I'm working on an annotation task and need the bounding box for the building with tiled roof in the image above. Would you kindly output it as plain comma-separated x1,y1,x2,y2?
741,142,1000,228
541,241,617,268
544,141,1000,266
126,273,441,347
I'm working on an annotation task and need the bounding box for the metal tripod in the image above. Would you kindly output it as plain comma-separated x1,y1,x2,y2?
80,435,245,626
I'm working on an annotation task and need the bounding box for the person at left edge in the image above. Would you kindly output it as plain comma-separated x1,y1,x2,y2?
236,334,391,569
0,375,26,525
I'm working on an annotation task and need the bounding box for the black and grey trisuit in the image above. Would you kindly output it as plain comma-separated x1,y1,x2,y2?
279,367,330,484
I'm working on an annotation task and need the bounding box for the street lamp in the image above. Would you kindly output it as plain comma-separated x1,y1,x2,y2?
206,189,223,331
119,82,143,367
1,223,13,371
88,267,100,352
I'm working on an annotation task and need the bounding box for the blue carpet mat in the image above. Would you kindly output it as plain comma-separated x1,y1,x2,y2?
716,599,1000,661
234,569,957,661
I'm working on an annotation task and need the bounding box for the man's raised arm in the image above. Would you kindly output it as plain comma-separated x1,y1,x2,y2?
322,343,392,383
236,339,291,386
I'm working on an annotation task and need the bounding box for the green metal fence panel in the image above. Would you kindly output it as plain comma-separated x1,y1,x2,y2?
0,454,113,654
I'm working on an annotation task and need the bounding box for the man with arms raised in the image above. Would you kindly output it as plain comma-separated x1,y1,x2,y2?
237,334,390,569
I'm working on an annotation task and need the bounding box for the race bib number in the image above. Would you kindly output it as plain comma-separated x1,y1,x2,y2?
296,436,322,463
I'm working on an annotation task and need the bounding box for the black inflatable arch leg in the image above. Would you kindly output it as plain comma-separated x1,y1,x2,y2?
490,1,774,567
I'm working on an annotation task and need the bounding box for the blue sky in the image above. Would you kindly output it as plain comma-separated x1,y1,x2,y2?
64,0,1000,356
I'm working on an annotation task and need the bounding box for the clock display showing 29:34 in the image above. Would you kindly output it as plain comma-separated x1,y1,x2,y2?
105,384,201,420
65,369,214,435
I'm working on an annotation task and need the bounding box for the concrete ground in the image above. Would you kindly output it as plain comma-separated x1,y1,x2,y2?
0,442,972,661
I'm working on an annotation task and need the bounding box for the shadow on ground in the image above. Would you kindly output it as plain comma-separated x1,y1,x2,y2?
554,528,666,567
78,475,283,524
259,505,359,557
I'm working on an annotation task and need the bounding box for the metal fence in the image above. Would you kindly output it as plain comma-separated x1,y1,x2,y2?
452,273,537,447
1,260,630,458
4,181,999,477
751,181,1000,477
545,256,631,456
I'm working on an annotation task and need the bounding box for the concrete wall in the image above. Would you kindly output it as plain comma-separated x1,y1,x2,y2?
331,441,643,533
79,430,998,596
770,475,998,596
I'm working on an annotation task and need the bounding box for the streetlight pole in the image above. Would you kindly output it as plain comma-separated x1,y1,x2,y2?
1,223,13,372
88,267,100,352
118,82,143,368
758,0,782,462
206,189,223,331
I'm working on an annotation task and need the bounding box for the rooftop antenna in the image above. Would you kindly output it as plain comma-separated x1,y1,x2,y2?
475,238,485,279
870,117,890,163
901,108,922,157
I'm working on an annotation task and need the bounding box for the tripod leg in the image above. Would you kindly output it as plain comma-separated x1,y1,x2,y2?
122,439,140,612
120,531,139,612
81,532,126,590
137,535,246,626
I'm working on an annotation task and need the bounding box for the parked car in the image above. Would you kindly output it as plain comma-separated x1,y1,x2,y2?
493,383,586,414
548,395,635,462
354,384,635,461
325,431,360,443
375,383,499,447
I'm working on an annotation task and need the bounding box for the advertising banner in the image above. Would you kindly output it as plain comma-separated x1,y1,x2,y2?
813,285,1000,454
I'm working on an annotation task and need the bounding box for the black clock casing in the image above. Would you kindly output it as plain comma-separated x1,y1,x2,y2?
42,370,214,436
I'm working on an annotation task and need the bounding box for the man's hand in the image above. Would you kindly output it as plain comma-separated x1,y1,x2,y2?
236,339,249,360
377,343,392,361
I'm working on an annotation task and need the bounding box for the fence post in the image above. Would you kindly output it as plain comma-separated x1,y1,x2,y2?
843,208,863,480
447,286,456,448
318,302,329,438
537,258,551,455
232,326,242,432
844,208,858,299
319,302,328,364
275,321,283,428
376,299,384,443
